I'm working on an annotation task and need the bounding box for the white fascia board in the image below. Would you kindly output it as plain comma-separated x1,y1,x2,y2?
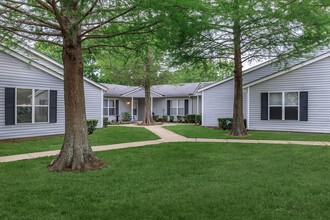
243,52,330,88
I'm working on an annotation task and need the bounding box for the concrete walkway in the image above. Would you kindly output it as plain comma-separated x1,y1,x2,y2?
0,124,329,163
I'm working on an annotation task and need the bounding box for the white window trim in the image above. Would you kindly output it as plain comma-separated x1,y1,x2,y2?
15,88,50,124
103,98,117,117
268,91,300,121
169,99,185,116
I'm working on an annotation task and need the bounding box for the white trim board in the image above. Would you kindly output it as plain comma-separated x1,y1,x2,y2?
243,52,330,88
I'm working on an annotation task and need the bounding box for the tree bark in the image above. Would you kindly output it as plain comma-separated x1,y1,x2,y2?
231,18,247,136
48,8,104,171
142,47,154,125
143,84,154,125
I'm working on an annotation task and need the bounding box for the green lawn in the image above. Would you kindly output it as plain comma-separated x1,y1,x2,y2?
164,125,330,141
0,126,159,157
1,142,330,219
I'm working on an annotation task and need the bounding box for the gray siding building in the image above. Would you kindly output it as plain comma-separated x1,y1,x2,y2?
0,45,106,140
200,49,330,133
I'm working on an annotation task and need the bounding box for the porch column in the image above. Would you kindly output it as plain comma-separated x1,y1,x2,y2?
131,97,134,121
151,96,153,114
197,95,200,114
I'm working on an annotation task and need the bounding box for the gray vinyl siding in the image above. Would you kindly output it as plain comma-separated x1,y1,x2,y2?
0,51,103,140
0,51,65,140
203,79,247,127
249,57,330,133
84,82,103,128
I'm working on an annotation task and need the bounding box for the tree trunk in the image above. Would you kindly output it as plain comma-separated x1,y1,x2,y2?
230,19,247,136
48,20,104,171
143,84,154,125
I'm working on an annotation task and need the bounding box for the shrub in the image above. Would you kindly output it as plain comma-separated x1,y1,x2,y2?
169,115,175,122
186,114,196,123
103,117,109,128
218,118,247,130
87,119,98,135
177,116,185,123
195,114,202,125
163,115,168,122
122,112,131,122
218,118,233,130
153,115,159,122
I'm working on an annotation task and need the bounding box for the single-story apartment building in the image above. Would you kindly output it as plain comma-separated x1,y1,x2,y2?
199,48,330,133
0,44,106,140
102,82,212,122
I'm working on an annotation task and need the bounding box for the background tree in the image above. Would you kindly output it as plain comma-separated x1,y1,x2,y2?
169,60,233,84
0,0,190,171
99,43,171,125
162,0,330,136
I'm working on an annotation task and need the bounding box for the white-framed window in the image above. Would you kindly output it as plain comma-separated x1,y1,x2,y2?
170,99,185,116
16,88,49,124
103,99,116,116
269,92,299,120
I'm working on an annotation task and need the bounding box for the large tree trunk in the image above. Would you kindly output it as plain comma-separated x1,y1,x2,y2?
143,84,154,125
48,16,104,171
231,19,247,136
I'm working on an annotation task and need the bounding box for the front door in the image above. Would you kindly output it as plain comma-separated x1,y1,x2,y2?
133,100,138,120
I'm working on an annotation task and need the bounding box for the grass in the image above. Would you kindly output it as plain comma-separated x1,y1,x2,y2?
0,142,330,219
164,125,330,141
0,126,159,157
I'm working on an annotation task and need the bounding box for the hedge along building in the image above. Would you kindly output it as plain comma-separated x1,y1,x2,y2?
199,48,330,133
0,44,107,141
102,82,213,122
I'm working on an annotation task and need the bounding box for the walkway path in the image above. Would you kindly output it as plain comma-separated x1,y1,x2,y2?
0,124,329,163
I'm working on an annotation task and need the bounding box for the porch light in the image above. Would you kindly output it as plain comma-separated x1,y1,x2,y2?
126,101,131,105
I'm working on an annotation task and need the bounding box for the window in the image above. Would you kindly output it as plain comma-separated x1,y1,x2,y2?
170,100,177,115
269,93,282,120
103,99,116,116
178,100,184,116
269,92,299,120
170,99,185,116
16,88,49,124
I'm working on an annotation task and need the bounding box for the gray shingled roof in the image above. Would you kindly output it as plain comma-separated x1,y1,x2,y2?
102,82,213,97
102,84,139,97
151,82,200,97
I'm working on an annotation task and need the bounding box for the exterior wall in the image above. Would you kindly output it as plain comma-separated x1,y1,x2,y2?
203,79,247,127
249,57,330,133
0,51,65,140
0,51,103,140
152,97,196,117
84,82,103,128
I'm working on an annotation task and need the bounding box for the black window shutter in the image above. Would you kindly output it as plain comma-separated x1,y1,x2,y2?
5,88,15,125
49,90,57,123
115,100,119,115
300,91,308,121
167,100,170,115
261,93,268,120
184,99,189,115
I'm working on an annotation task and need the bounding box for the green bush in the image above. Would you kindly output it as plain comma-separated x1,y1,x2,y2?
153,115,159,122
218,118,247,130
103,117,109,127
218,118,233,130
163,115,168,122
186,114,196,123
169,115,175,122
195,115,202,125
122,112,131,122
87,119,98,135
177,116,185,123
